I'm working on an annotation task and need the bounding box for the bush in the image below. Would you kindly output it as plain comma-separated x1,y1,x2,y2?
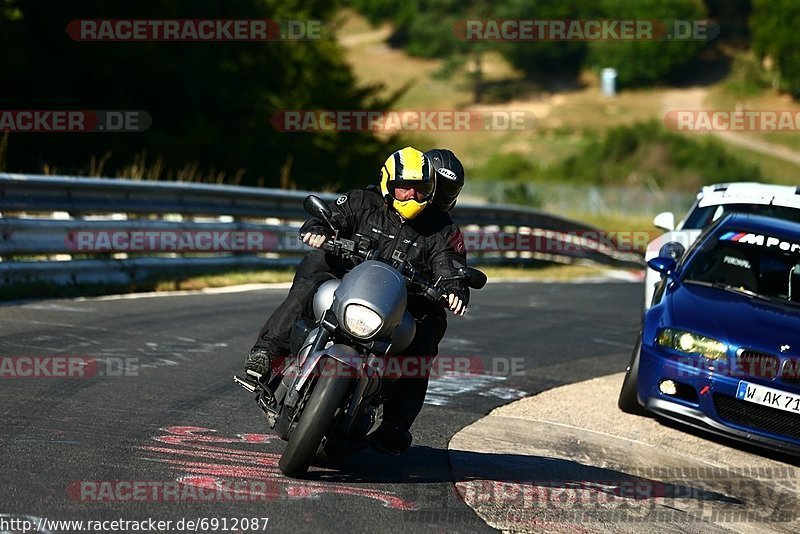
490,182,544,208
557,120,761,189
750,0,800,98
723,53,771,97
479,152,537,181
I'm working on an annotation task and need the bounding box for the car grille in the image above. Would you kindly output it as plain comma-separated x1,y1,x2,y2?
734,350,779,379
713,394,800,440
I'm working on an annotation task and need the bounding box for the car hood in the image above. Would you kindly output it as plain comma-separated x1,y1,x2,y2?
668,283,800,353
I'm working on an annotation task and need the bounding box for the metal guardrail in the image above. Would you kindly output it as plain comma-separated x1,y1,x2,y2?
0,173,643,288
0,173,332,218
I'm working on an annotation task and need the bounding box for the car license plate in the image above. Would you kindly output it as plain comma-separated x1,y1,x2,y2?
736,381,800,415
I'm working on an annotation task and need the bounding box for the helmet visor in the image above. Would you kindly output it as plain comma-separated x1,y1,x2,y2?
390,180,434,202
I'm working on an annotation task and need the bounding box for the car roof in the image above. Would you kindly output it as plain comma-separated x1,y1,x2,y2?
716,212,800,238
697,182,800,208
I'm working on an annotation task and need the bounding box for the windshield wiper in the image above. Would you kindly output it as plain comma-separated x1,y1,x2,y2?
685,279,800,308
684,279,758,298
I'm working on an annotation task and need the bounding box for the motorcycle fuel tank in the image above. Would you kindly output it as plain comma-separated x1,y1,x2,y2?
313,279,340,320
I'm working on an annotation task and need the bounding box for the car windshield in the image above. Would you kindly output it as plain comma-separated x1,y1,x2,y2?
682,204,800,230
682,232,800,307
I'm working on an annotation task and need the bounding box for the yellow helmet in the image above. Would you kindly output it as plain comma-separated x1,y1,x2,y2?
379,147,435,220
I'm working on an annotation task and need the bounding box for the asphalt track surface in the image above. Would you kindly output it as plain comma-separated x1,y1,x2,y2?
0,281,642,533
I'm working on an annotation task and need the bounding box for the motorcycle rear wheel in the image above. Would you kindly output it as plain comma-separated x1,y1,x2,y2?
278,357,354,477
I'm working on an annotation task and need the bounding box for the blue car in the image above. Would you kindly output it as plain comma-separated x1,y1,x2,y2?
619,212,800,455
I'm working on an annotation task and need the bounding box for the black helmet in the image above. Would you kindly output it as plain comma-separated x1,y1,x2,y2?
425,148,465,211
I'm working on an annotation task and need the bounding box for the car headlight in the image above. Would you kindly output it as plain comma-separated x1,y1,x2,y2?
343,304,382,338
656,328,728,360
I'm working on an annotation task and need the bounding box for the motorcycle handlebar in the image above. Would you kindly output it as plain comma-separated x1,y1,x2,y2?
320,237,448,304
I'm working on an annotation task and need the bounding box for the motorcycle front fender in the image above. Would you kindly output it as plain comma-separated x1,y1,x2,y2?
293,344,363,394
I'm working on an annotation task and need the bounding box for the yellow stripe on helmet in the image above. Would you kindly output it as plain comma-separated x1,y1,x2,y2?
397,146,424,181
379,146,432,220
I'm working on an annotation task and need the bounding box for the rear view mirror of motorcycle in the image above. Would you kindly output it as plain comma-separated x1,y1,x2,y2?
459,267,487,289
303,195,335,231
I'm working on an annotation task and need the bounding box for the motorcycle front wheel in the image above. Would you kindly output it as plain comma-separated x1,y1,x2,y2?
278,357,354,477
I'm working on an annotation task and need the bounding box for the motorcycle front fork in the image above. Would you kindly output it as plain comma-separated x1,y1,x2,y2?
233,326,331,425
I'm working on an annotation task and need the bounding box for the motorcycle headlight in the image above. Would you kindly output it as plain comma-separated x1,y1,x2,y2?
656,328,728,360
343,304,382,338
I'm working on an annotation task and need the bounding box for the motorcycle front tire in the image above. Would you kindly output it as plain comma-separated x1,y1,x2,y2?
278,357,354,477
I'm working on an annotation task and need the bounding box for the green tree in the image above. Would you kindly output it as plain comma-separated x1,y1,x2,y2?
345,0,411,26
750,0,800,97
586,0,708,87
0,0,398,190
704,0,751,44
494,0,600,78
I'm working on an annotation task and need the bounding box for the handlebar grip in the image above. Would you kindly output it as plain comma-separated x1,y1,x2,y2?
320,237,362,260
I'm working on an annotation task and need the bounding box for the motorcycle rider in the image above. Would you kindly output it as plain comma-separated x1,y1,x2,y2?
425,148,465,212
244,146,468,455
247,148,465,369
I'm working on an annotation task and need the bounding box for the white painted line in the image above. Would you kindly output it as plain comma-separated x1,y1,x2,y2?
20,303,94,312
591,337,634,349
73,282,293,302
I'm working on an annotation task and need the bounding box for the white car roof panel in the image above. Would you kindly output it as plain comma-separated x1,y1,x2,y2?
698,186,800,208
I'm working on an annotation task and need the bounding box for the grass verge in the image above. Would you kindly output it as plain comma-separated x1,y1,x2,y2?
152,269,296,291
480,264,636,282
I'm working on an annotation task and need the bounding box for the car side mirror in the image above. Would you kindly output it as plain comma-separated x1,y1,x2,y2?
653,212,675,232
647,257,677,278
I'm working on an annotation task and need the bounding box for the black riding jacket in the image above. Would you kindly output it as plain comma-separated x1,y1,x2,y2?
299,188,469,317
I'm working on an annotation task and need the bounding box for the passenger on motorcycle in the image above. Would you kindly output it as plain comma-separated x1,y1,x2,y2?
244,146,469,455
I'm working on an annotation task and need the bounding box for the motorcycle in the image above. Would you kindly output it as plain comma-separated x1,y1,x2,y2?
234,195,487,477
